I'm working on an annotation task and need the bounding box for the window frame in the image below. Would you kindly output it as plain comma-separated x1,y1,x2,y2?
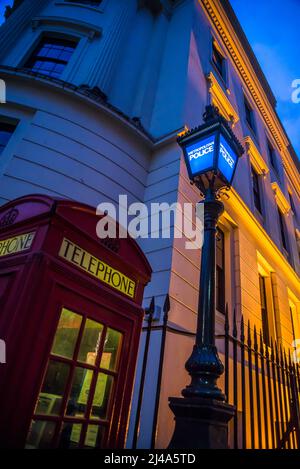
26,307,124,449
23,36,78,80
211,40,227,84
267,139,278,173
289,191,297,217
251,165,263,215
277,207,289,256
259,274,271,347
244,95,256,135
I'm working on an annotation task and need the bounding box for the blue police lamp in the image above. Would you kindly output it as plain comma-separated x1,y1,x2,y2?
178,105,244,193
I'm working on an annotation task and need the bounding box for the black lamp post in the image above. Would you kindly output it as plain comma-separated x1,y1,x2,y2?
168,105,244,449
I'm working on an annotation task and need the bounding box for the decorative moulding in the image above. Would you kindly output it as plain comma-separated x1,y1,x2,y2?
206,71,239,126
244,135,269,176
271,181,291,214
31,16,103,41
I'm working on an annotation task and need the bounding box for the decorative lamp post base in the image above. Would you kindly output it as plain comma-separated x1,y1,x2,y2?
168,397,235,449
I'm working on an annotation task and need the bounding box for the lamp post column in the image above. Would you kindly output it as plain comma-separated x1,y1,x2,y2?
182,187,225,400
168,188,235,449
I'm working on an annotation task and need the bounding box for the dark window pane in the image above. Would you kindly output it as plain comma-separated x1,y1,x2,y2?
100,328,122,371
51,308,82,359
58,423,82,449
36,360,70,415
26,420,56,449
259,275,270,346
212,42,225,79
244,97,255,132
84,425,105,449
251,166,262,214
78,318,103,365
278,208,288,252
289,193,297,215
0,123,15,155
91,373,114,420
267,141,277,171
66,367,94,417
25,37,77,78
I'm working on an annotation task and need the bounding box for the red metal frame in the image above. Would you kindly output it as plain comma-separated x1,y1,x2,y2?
0,195,151,448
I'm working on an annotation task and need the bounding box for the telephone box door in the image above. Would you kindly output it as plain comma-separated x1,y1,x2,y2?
24,284,139,449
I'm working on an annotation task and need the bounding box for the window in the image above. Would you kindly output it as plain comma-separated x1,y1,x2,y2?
267,140,277,172
259,275,270,346
251,165,262,214
0,122,16,155
290,307,296,345
65,0,102,4
212,42,226,81
26,307,123,449
244,96,256,133
216,228,225,314
289,192,297,216
24,37,77,79
277,207,289,254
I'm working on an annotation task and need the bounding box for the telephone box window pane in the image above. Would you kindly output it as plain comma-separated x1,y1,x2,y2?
36,360,70,415
66,367,94,417
26,420,56,449
100,328,122,371
58,423,82,449
91,373,113,420
84,425,104,449
51,308,82,359
78,319,104,365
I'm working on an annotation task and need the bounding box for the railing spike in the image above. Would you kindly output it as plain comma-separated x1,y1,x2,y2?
225,303,229,335
254,325,258,351
259,329,264,355
279,343,284,367
240,315,245,342
163,294,170,324
270,337,274,360
149,296,155,316
163,293,170,314
284,349,288,370
233,308,237,338
288,349,292,368
247,320,251,346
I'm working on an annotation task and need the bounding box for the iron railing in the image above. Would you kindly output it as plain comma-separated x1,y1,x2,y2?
132,300,300,449
217,306,300,449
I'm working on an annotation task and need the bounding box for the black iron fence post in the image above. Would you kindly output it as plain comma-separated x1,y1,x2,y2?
150,294,170,449
132,297,155,449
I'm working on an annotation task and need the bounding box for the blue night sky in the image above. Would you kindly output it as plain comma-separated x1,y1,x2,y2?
229,0,300,157
0,0,299,155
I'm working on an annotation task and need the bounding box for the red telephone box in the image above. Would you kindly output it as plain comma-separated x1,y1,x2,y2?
0,195,151,449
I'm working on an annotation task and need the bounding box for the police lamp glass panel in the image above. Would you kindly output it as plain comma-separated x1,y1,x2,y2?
183,130,238,189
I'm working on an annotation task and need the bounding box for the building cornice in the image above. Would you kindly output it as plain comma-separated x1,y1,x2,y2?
200,0,300,199
0,66,155,147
